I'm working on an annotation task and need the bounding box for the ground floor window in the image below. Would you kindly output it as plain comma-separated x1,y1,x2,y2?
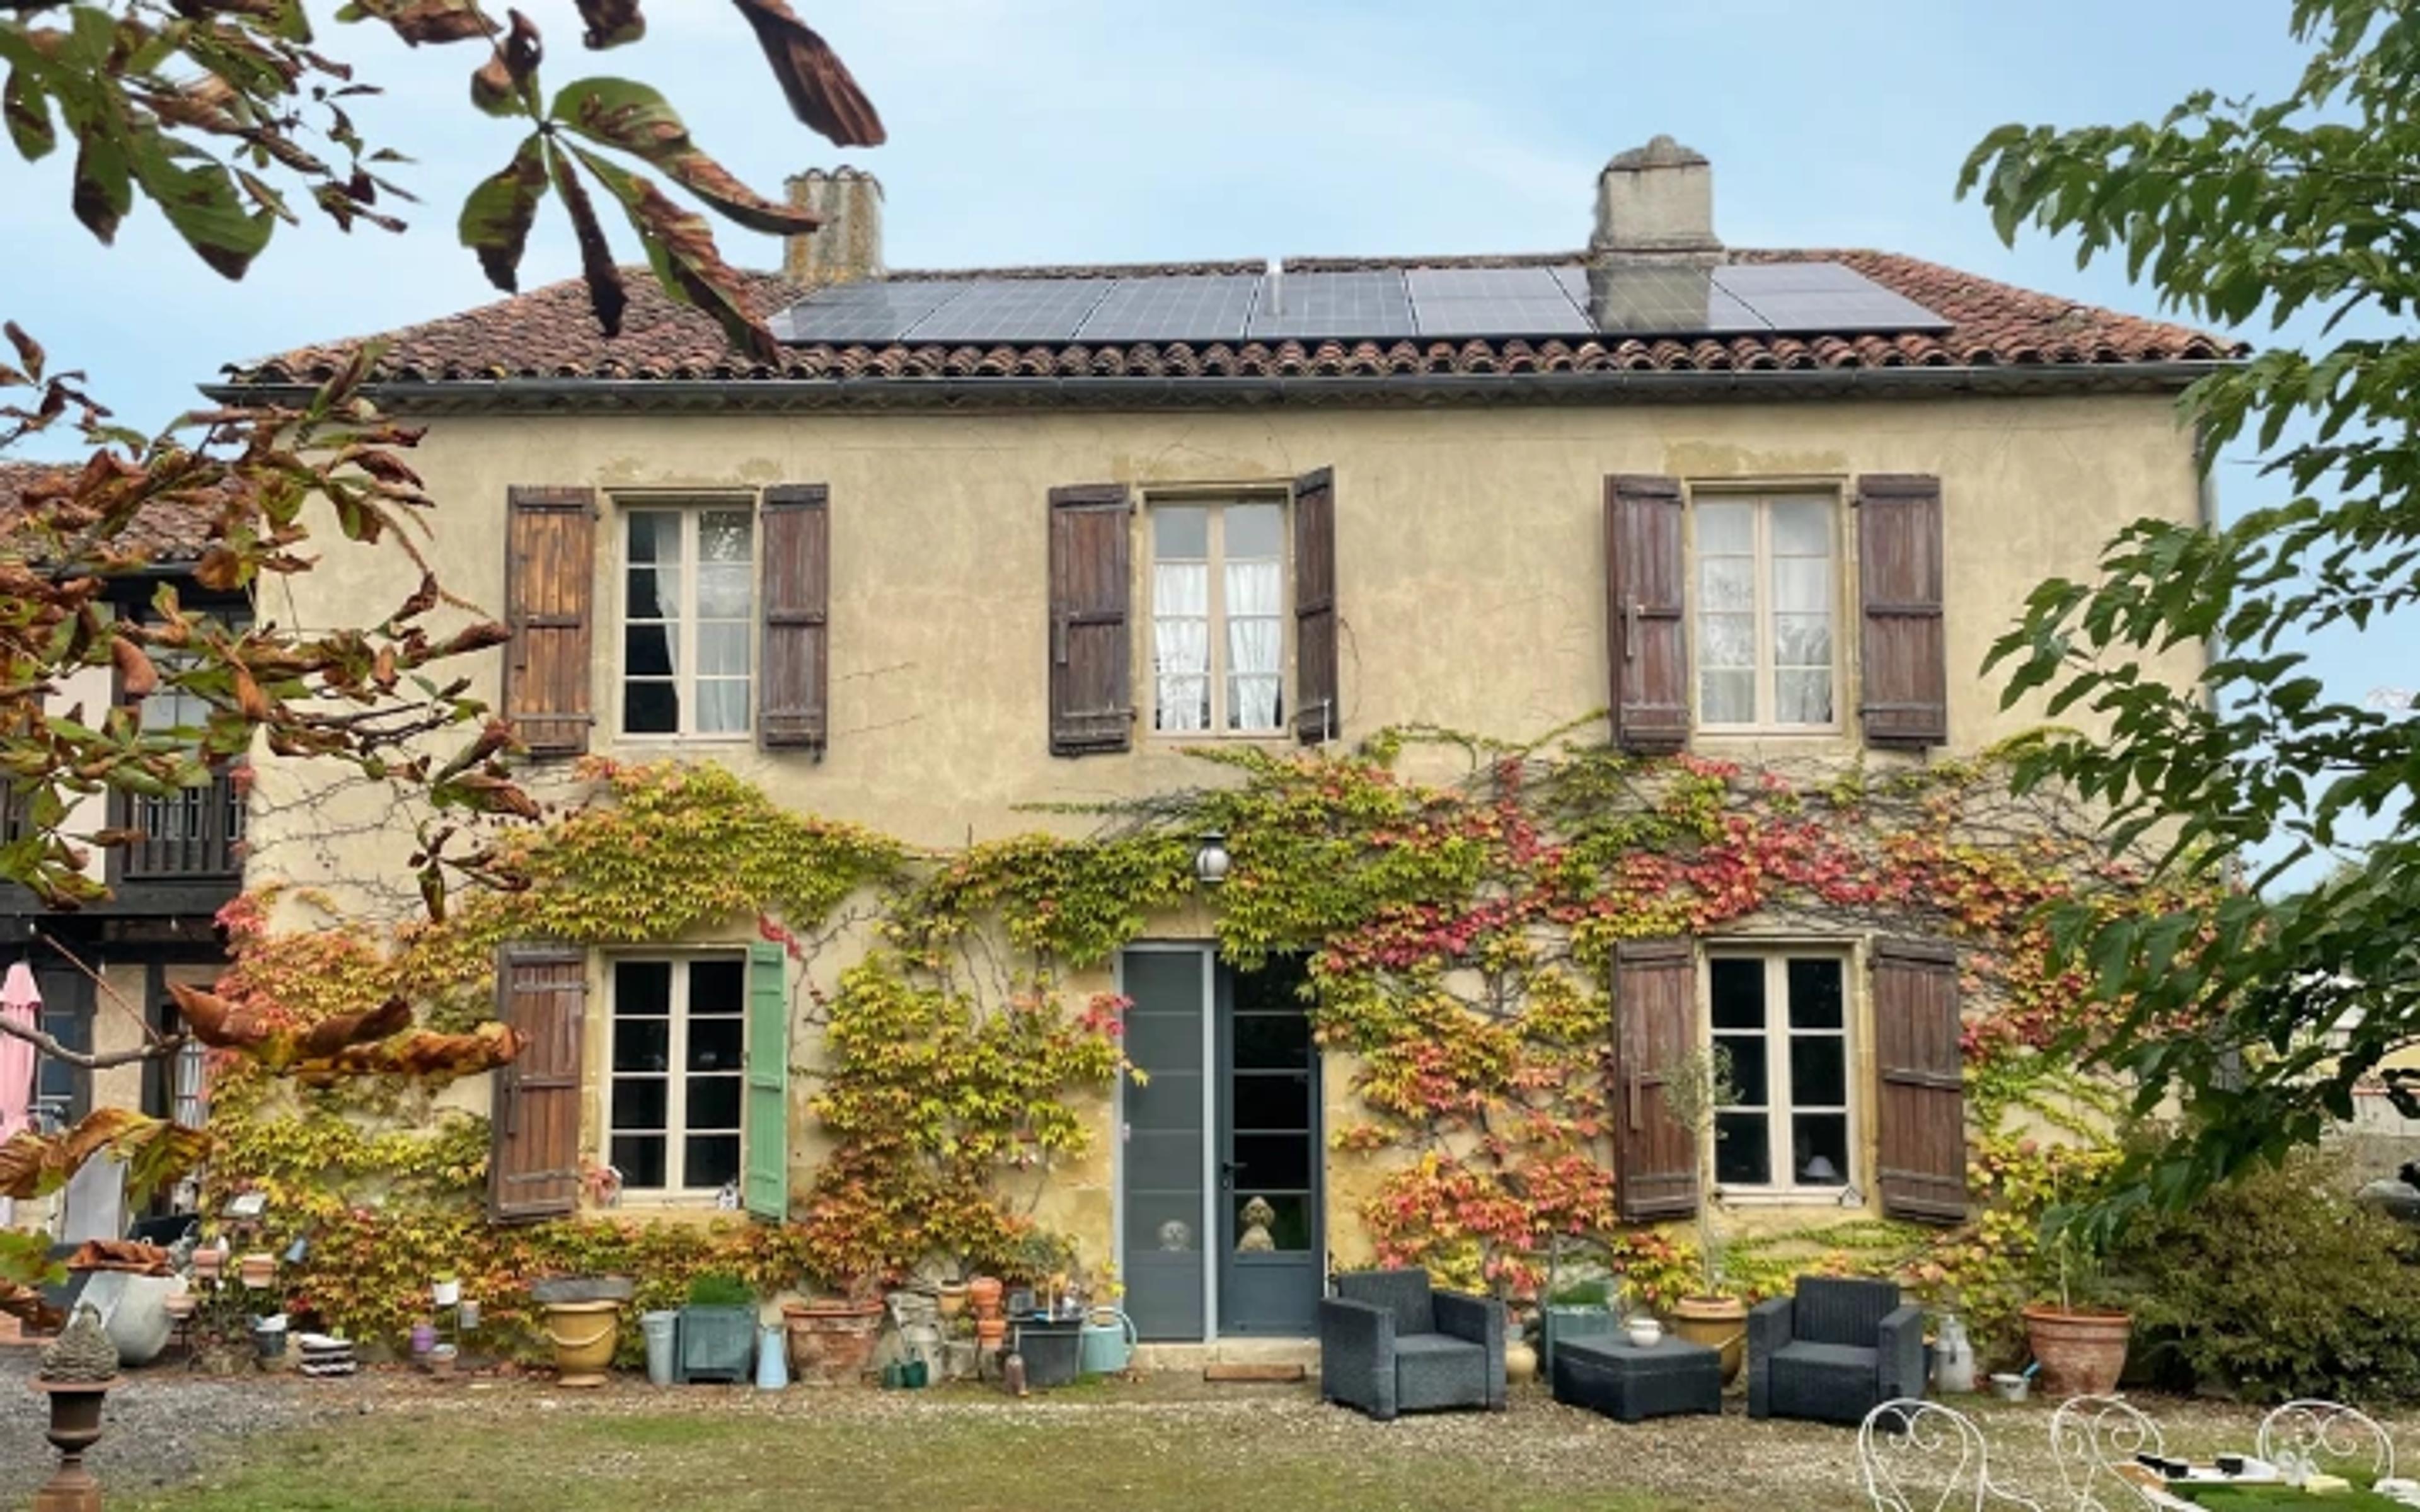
608,956,746,1195
1710,950,1851,1193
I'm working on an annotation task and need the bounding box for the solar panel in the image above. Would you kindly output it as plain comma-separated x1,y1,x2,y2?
1405,266,1593,337
897,278,1117,343
1565,265,1768,336
1075,275,1259,343
1712,265,1949,333
1245,270,1416,340
768,280,968,343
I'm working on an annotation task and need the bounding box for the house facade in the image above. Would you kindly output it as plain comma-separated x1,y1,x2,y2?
202,144,2229,1341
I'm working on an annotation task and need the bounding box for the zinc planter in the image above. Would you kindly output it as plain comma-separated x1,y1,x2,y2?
677,1304,757,1385
2022,1305,2131,1398
783,1298,884,1385
1671,1297,1749,1385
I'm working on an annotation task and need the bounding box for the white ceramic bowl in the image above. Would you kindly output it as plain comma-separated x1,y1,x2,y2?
1626,1319,1664,1348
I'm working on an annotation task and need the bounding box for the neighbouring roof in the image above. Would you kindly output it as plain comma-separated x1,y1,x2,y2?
0,459,219,565
217,248,2240,398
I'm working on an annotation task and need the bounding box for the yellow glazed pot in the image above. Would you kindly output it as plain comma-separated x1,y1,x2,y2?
541,1299,621,1387
1671,1296,1749,1385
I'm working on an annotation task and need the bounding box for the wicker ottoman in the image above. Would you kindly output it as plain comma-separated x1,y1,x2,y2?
1552,1335,1722,1423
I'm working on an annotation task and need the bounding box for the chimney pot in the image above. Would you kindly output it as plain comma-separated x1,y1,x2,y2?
1591,135,1719,258
784,167,884,288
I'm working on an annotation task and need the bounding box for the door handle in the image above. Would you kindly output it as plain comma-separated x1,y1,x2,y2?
1219,1159,1238,1191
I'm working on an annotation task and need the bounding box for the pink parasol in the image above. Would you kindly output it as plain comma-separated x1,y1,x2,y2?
0,961,40,1143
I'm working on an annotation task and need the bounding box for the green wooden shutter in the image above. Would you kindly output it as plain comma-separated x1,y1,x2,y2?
744,941,791,1220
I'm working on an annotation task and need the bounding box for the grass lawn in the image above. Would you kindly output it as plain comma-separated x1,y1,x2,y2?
99,1378,2416,1512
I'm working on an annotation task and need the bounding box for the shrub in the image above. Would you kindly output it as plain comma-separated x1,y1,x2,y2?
2112,1147,2420,1404
685,1273,752,1308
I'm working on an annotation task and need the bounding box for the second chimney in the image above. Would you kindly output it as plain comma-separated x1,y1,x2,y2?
784,167,884,288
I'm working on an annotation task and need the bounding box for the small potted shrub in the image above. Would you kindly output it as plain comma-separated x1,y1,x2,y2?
2021,1222,2133,1397
677,1274,757,1385
1661,1045,1747,1383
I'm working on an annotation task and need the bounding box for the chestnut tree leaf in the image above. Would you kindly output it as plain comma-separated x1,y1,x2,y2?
4,65,54,161
567,142,778,362
335,0,496,45
575,0,647,49
544,137,626,338
729,0,884,147
550,76,817,236
456,130,549,292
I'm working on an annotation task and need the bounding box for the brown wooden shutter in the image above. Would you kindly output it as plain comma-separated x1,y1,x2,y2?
1611,937,1700,1221
758,483,830,755
1857,474,1948,749
1292,466,1339,744
1872,937,1967,1225
488,942,587,1223
1048,483,1132,755
502,486,597,758
1606,474,1689,753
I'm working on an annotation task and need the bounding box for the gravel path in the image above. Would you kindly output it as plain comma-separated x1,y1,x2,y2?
0,1349,333,1492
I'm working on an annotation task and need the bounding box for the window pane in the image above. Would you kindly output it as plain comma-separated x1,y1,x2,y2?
1226,559,1281,620
627,512,681,566
617,961,672,1016
1787,959,1844,1029
1699,556,1755,612
1229,674,1282,733
1700,668,1755,724
696,679,749,734
699,510,752,564
698,622,751,677
626,566,672,621
689,958,744,1011
1717,1032,1767,1107
1792,1113,1850,1186
612,1075,667,1133
689,1017,742,1072
1154,506,1208,559
1233,1012,1311,1069
1226,502,1282,559
624,681,679,735
1154,563,1210,629
613,1017,669,1074
1232,1133,1311,1191
611,1133,667,1189
1698,610,1754,669
1232,1072,1310,1131
696,563,751,619
1231,1192,1311,1252
1770,499,1831,556
1773,557,1830,615
1775,670,1834,726
1715,1111,1770,1186
1789,1034,1847,1109
683,1134,742,1191
686,1075,742,1131
1773,614,1832,668
1710,958,1764,1029
624,623,676,677
1697,501,1754,555
1156,676,1209,734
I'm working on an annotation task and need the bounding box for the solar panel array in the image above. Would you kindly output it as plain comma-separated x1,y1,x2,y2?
771,261,1949,346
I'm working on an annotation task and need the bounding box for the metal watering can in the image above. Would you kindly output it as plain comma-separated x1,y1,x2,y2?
1079,1307,1136,1375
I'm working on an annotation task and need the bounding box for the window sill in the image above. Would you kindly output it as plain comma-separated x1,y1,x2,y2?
1693,726,1845,740
610,734,757,748
1719,1188,1861,1209
1146,730,1296,747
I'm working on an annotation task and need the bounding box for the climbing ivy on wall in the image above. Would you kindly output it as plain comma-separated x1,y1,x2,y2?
203,729,2191,1355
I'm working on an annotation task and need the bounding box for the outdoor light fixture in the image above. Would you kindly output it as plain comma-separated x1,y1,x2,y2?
1194,830,1231,887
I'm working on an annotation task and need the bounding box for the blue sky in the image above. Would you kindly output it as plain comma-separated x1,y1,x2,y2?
1,1,2403,865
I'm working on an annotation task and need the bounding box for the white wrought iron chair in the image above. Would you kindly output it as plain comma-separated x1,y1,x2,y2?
2256,1399,2395,1483
2049,1394,2168,1511
1860,1399,2046,1512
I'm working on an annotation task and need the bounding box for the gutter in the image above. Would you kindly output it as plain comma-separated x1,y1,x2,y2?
199,359,2234,414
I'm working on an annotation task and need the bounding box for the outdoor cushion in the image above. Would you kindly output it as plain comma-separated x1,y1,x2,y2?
1392,1332,1489,1413
1772,1341,1879,1378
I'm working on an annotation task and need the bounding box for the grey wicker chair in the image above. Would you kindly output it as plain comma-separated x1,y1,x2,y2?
1318,1268,1506,1421
1749,1275,1926,1426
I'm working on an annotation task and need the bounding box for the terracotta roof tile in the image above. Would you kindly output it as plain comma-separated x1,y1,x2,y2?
222,249,2239,391
0,460,221,564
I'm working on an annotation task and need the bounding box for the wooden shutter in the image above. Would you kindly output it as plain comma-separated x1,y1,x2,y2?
502,486,597,758
1611,937,1700,1221
1606,474,1689,753
1872,938,1967,1225
1857,474,1948,749
488,943,586,1223
1048,483,1133,755
1292,466,1339,744
759,484,830,755
743,941,791,1221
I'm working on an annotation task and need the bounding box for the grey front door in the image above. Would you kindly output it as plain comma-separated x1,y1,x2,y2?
1218,957,1320,1336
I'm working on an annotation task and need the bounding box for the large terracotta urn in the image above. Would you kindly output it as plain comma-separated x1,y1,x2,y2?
783,1298,885,1385
2022,1305,2131,1397
1671,1295,1749,1385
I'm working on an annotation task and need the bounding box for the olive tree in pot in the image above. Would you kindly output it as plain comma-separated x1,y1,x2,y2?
1661,1045,1748,1384
2022,1218,2134,1397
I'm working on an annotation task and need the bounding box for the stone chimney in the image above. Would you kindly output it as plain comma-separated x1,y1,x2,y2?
783,167,883,287
1585,136,1722,331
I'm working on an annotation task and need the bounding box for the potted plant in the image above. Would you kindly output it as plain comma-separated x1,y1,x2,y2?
1661,1045,1748,1383
677,1273,757,1385
2021,1218,2133,1397
783,1277,886,1385
529,1274,635,1389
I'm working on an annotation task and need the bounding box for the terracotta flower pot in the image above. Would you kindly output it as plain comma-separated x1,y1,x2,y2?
2022,1305,2131,1397
936,1283,969,1319
1672,1296,1749,1385
783,1298,885,1385
966,1276,1003,1313
974,1315,1007,1348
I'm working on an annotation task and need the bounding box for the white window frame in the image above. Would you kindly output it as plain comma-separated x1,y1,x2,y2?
1143,493,1291,738
1687,490,1843,734
1704,946,1855,1203
605,953,748,1201
616,498,756,743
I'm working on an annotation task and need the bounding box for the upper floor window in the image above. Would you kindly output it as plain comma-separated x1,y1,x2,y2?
622,506,754,738
608,956,745,1196
1710,951,1852,1194
1150,500,1285,735
1693,495,1836,729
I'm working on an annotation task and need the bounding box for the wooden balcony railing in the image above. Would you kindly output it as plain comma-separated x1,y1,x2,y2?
119,769,246,882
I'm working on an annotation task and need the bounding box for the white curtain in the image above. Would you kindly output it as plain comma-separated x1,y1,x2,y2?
1224,560,1282,731
1153,563,1210,732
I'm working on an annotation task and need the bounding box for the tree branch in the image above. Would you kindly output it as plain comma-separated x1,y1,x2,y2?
0,1013,185,1070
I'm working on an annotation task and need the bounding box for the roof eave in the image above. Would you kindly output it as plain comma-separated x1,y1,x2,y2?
199,359,2235,415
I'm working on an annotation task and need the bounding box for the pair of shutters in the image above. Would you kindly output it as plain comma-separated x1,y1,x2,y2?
1048,467,1339,755
487,941,792,1223
1606,474,1948,753
502,484,830,758
1608,939,1967,1225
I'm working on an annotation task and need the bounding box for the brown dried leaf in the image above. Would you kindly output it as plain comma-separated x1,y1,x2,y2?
502,7,543,79
575,0,645,49
551,77,817,236
0,1108,150,1200
570,145,779,362
110,635,158,699
169,982,273,1048
546,139,626,338
296,995,414,1059
231,664,272,720
4,321,43,383
729,0,885,147
343,0,496,45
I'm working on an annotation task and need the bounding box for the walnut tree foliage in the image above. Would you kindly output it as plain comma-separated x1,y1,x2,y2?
1960,0,2420,1230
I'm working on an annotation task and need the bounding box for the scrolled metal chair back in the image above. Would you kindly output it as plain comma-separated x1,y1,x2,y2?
1861,1399,2045,1512
2049,1394,2167,1510
2256,1399,2395,1482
